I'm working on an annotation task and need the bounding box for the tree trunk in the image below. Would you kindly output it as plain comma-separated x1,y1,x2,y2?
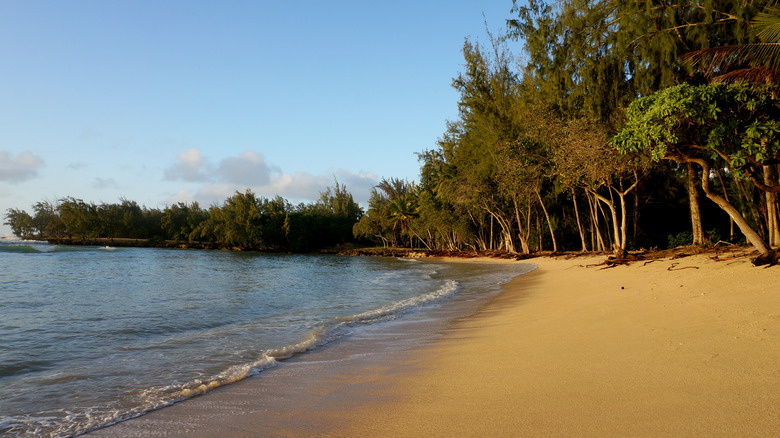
685,157,772,257
483,206,516,253
734,177,765,238
598,200,612,251
536,190,558,252
513,198,531,254
536,213,542,251
764,165,779,247
687,163,705,245
587,191,606,252
619,191,630,254
572,189,588,252
633,189,639,245
590,176,640,258
715,168,735,241
590,209,596,251
589,189,619,254
489,214,494,250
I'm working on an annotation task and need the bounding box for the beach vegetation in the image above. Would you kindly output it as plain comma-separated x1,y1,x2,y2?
612,82,779,260
3,208,35,238
3,181,364,252
359,0,779,264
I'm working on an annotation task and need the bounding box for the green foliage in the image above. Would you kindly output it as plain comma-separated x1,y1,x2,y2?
3,208,35,238
353,178,422,248
667,231,694,249
707,228,723,243
6,183,363,252
162,202,207,242
613,82,780,171
667,228,724,248
32,201,64,237
510,0,766,127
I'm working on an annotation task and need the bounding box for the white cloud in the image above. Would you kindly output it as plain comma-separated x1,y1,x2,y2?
261,170,377,204
331,169,379,203
164,148,379,207
216,150,279,186
164,148,211,182
196,183,242,205
165,188,196,206
0,151,44,183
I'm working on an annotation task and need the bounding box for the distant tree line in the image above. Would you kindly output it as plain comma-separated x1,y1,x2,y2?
4,182,363,252
352,0,780,264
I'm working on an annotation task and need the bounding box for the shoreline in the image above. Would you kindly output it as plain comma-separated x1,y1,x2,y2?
90,251,779,437
86,257,535,437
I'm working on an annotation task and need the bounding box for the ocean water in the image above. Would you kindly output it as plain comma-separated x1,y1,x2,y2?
0,239,534,437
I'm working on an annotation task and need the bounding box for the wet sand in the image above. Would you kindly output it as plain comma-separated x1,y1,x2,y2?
90,252,780,437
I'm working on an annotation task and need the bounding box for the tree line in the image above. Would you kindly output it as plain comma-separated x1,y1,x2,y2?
353,0,780,264
4,182,362,252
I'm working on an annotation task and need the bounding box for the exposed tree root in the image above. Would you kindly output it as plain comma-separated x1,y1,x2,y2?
752,249,779,267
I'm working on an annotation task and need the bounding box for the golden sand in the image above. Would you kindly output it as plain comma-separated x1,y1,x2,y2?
338,253,780,437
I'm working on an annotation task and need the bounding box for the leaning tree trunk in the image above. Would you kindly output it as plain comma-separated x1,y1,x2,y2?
687,163,705,245
572,189,588,252
763,165,779,247
686,158,773,261
587,191,606,252
513,198,531,254
589,188,620,255
535,189,558,252
715,168,735,241
483,205,516,253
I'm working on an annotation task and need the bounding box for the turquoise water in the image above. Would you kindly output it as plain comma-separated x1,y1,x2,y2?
0,239,533,437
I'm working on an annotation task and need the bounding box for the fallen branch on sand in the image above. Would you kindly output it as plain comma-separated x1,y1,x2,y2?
668,262,699,271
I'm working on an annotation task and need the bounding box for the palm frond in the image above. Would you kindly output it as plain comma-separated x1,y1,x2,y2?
681,45,752,76
681,6,780,84
712,66,780,86
750,42,780,68
753,7,780,44
683,43,780,75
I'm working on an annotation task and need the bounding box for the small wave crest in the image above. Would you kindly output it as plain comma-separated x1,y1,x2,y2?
338,279,458,326
0,242,98,254
0,243,56,254
155,282,460,403
125,281,459,429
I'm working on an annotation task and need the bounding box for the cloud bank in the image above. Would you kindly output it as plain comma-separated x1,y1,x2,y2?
0,151,44,183
164,148,378,206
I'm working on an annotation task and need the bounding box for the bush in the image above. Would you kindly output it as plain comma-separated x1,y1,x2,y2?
706,228,721,243
667,231,693,248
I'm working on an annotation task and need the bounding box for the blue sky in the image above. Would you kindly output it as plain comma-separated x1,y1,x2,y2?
0,1,521,235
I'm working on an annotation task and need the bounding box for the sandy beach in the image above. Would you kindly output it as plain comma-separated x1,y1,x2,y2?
91,250,780,437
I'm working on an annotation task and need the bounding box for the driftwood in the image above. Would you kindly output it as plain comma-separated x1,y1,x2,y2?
585,253,647,270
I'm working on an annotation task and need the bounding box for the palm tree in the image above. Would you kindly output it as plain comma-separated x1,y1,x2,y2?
387,195,417,242
683,6,780,85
